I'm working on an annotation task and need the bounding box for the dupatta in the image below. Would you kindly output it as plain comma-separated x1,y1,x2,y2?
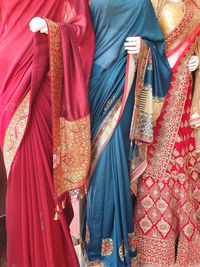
45,1,95,214
143,0,200,180
0,0,95,214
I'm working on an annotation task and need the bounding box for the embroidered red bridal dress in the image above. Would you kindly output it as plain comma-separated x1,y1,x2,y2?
135,0,200,266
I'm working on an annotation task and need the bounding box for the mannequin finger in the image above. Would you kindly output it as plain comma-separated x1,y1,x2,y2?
188,55,199,64
188,66,197,72
30,25,46,32
190,55,199,61
188,63,198,68
125,49,140,54
29,17,47,32
128,51,140,54
124,41,138,47
40,27,48,34
188,60,198,65
188,58,198,65
188,62,199,68
190,67,198,71
124,46,140,51
30,26,40,32
126,36,140,42
29,17,46,27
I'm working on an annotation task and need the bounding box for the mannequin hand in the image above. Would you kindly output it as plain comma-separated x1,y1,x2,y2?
124,36,141,55
29,17,48,34
188,55,199,72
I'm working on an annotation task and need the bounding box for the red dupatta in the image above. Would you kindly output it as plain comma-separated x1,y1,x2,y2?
46,1,95,212
143,0,200,181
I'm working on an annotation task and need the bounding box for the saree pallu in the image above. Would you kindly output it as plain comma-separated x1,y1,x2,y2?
82,0,171,266
135,1,200,266
0,0,95,266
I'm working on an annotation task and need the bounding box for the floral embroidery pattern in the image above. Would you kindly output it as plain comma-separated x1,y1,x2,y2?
142,0,200,182
131,42,154,144
164,0,200,56
128,233,137,252
47,20,91,200
90,260,102,267
143,44,196,181
135,92,200,265
59,116,91,199
119,241,128,262
3,92,30,177
101,238,113,257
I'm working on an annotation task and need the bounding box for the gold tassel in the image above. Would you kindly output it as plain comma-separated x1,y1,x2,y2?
53,211,60,221
53,204,60,221
62,199,66,209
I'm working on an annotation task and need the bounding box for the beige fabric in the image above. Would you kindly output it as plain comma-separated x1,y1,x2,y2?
190,37,200,161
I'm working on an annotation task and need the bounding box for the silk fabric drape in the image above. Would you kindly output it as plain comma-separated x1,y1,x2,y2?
135,1,200,265
82,0,171,266
0,0,94,266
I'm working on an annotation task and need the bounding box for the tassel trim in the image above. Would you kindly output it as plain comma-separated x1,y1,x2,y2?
53,198,67,221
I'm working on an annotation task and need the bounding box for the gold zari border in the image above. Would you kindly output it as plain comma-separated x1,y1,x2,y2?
47,20,91,199
143,43,196,180
3,92,30,177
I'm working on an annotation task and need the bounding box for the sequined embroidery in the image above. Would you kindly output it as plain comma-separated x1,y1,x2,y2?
3,92,30,177
101,238,113,257
128,233,137,252
119,241,128,262
47,20,91,200
143,44,196,181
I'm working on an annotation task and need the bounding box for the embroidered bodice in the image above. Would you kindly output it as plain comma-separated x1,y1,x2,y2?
158,0,185,36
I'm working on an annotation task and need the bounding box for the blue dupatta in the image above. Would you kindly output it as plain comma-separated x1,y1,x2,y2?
82,0,172,266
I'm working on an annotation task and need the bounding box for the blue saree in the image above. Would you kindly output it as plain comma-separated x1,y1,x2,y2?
82,0,172,266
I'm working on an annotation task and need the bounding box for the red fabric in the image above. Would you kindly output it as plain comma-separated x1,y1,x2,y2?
6,76,79,267
0,0,95,145
60,24,93,121
0,0,94,266
135,84,200,266
134,20,200,267
0,0,66,148
59,0,95,121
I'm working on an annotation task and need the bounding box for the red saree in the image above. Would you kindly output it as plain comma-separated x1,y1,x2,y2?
0,0,94,266
134,0,200,266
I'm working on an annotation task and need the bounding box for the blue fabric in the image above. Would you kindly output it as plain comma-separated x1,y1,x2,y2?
82,0,172,266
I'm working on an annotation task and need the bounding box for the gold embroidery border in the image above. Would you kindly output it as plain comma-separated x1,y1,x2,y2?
87,98,122,188
164,0,200,55
46,20,63,199
3,92,30,177
130,40,155,143
143,43,196,181
130,40,148,140
47,20,91,199
59,116,91,198
87,54,136,188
